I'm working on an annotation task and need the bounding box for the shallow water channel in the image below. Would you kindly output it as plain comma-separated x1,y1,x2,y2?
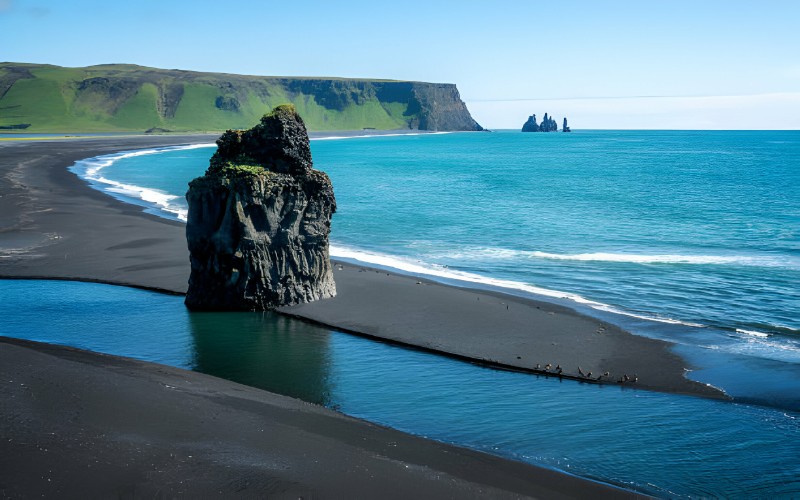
3,279,799,497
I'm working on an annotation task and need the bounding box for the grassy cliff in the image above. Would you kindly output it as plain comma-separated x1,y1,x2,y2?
0,63,483,133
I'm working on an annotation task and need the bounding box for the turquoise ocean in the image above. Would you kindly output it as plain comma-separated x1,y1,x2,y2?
5,130,799,496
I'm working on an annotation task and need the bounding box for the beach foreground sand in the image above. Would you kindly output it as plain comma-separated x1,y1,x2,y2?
0,136,711,495
0,336,637,498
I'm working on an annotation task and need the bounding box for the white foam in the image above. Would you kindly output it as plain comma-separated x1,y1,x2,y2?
529,251,791,267
70,134,454,221
442,246,796,269
736,328,770,338
726,333,800,363
329,244,708,329
99,176,188,221
71,143,212,221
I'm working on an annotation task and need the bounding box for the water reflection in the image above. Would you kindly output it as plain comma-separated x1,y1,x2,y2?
4,280,800,497
188,311,334,405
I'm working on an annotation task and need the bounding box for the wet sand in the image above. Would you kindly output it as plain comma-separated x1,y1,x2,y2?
280,265,721,396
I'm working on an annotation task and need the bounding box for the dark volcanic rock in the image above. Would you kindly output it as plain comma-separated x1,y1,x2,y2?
563,117,571,132
541,113,557,132
75,77,140,114
214,95,240,112
185,104,336,311
208,105,312,176
522,114,539,132
158,82,184,119
409,83,484,131
522,112,561,132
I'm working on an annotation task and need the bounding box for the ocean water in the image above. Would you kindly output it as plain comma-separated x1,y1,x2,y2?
70,130,800,408
3,279,799,498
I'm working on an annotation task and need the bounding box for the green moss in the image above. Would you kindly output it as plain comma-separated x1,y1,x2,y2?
222,164,266,176
267,103,297,117
211,162,272,179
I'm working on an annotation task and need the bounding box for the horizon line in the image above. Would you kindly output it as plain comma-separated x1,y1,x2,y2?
465,92,799,102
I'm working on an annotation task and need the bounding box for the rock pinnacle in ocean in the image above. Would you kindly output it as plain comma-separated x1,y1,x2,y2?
185,104,337,310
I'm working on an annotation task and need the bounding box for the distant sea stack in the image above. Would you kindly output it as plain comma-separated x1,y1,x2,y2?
185,104,336,311
521,113,568,132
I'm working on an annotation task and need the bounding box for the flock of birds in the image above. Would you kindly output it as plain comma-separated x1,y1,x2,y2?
533,363,638,384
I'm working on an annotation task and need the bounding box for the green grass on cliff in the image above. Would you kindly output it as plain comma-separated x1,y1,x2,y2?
0,63,418,133
289,98,407,131
109,83,162,129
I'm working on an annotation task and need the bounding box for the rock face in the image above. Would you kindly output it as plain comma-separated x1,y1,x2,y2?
522,114,539,132
522,113,564,132
409,83,484,131
185,104,336,311
563,117,571,132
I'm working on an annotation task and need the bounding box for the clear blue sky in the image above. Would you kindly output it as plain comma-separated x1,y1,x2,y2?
2,0,799,129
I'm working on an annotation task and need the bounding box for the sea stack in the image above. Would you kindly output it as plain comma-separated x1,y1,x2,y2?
522,113,562,132
185,104,337,310
522,114,540,132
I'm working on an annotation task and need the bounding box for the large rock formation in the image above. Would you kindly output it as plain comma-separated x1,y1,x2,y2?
185,104,336,311
522,114,540,132
521,113,563,132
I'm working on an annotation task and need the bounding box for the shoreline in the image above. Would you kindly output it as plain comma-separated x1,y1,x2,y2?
0,136,724,397
0,335,636,498
0,272,721,397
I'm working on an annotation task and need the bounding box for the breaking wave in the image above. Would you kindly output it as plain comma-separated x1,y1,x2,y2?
69,143,213,221
439,247,798,270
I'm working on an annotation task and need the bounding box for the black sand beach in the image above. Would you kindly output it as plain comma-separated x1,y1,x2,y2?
0,135,712,496
1,336,638,498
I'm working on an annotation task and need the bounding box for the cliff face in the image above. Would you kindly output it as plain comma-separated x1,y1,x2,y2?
0,62,482,132
185,105,336,311
410,83,483,131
